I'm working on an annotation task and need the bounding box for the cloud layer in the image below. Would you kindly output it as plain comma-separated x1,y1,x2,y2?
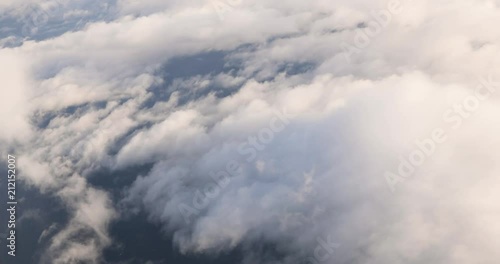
2,0,500,263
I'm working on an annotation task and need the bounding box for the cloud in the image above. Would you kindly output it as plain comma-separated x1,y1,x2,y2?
0,49,33,144
3,0,500,263
122,70,500,264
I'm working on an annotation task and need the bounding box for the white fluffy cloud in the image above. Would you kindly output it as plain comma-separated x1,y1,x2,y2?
0,49,33,144
121,70,500,263
2,0,500,263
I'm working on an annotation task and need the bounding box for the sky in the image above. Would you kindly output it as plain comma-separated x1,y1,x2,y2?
1,0,500,263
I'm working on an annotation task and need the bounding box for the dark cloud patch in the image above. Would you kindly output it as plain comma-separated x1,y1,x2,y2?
107,124,154,157
32,101,108,129
0,164,69,264
88,164,155,201
143,51,237,108
103,211,243,264
160,51,227,82
88,166,252,264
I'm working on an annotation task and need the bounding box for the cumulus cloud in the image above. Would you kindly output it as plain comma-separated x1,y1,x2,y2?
0,49,33,144
120,69,500,263
2,0,500,263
